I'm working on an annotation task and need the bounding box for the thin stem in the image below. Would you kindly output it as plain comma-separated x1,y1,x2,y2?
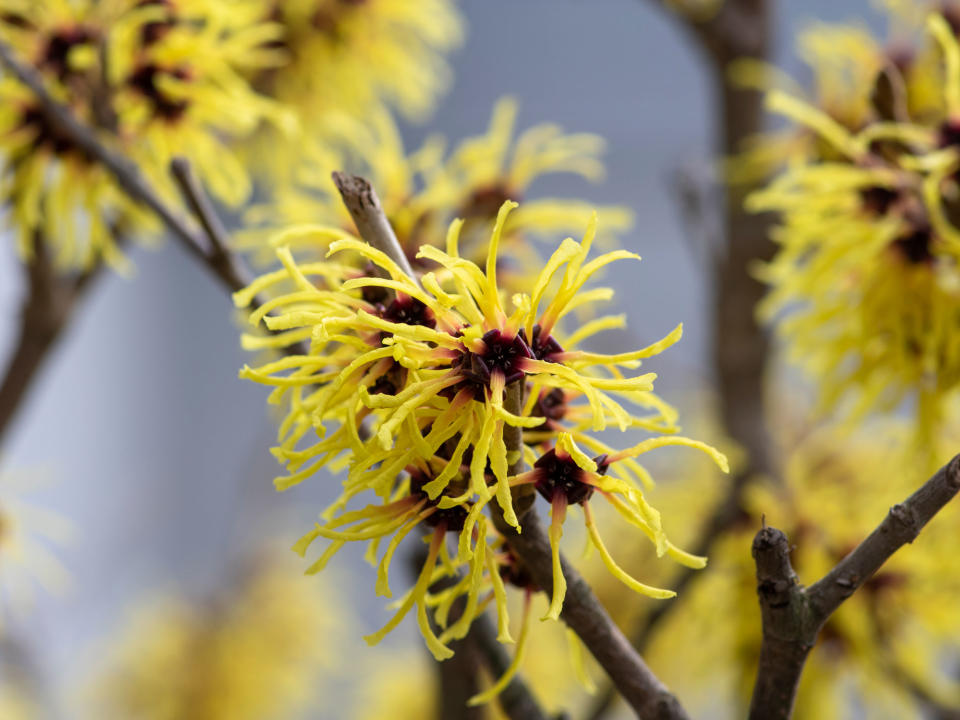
331,172,419,282
169,157,249,292
495,511,689,720
749,454,960,720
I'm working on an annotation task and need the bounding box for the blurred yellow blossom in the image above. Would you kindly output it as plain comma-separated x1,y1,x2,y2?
0,467,70,630
752,13,960,440
91,559,341,720
240,98,634,280
0,0,289,270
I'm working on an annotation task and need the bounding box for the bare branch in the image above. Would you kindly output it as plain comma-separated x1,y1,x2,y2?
331,172,418,282
0,235,104,445
640,0,768,63
749,455,960,720
169,158,233,270
749,526,813,720
805,457,960,617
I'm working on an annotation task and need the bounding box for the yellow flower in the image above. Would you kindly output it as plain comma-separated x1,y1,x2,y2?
238,202,727,657
726,20,886,184
356,534,599,712
252,0,461,123
752,14,960,438
106,0,292,207
511,431,725,622
239,98,634,277
91,558,340,720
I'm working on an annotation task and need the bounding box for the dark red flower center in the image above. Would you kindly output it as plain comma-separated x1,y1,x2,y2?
519,324,563,361
530,387,567,428
369,362,406,397
892,225,934,264
408,469,469,532
533,448,595,505
458,183,518,220
40,26,99,81
939,119,960,149
859,186,899,216
452,330,534,398
311,0,368,37
135,0,177,47
498,547,537,590
379,295,436,329
128,63,192,121
20,105,83,157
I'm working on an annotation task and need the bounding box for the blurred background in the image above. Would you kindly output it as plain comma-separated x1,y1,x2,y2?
0,0,881,717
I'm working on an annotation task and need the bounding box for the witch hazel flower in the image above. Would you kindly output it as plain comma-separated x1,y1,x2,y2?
237,199,727,664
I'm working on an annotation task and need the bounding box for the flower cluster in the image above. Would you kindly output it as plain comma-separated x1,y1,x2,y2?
251,0,461,123
0,0,289,269
751,12,960,438
237,201,728,682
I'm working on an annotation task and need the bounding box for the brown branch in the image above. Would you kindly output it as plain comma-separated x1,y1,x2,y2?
0,235,103,445
651,0,775,473
749,454,960,720
169,157,246,290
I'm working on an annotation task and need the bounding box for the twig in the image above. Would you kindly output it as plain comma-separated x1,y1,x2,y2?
497,510,689,720
0,235,103,445
749,454,960,720
0,38,261,304
169,157,248,291
331,172,418,282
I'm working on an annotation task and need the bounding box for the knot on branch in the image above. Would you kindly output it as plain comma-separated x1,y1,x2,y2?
946,453,960,490
332,171,381,213
752,526,799,608
886,502,921,543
